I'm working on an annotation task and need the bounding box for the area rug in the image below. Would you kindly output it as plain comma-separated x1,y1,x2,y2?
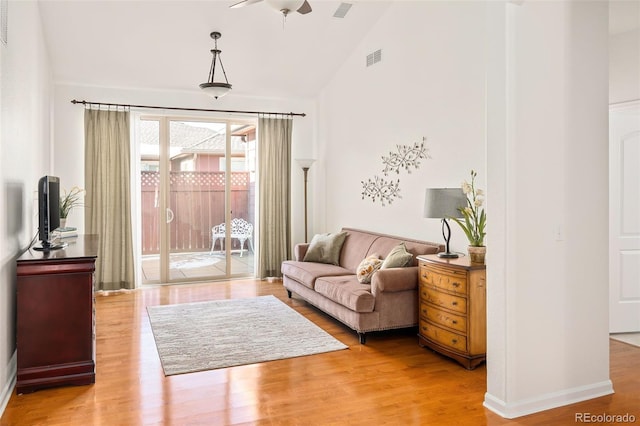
147,295,348,375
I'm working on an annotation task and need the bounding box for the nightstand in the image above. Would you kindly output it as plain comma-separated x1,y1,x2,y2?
417,254,486,369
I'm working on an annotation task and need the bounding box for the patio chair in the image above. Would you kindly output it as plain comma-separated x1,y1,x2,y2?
210,218,254,257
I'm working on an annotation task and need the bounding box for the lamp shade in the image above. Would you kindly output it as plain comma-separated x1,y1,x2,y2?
424,188,467,219
296,158,316,169
199,82,232,99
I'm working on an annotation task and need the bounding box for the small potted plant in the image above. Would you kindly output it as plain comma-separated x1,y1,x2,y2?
452,170,487,263
59,186,84,229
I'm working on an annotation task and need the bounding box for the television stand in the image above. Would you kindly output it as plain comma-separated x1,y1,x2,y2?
16,235,98,394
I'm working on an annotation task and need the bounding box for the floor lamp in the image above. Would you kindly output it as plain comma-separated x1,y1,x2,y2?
424,188,467,258
296,159,315,242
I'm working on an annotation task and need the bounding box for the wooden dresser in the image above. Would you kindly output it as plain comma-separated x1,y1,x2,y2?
417,255,486,369
16,235,98,393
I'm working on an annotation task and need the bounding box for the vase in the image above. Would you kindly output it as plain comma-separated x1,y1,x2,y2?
468,246,486,264
60,218,67,230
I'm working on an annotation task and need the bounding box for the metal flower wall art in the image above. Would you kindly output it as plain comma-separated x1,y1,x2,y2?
360,176,401,207
382,137,430,176
361,137,431,206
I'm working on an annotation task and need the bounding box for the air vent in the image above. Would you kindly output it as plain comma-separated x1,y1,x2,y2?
1,0,7,44
366,49,382,67
333,3,353,19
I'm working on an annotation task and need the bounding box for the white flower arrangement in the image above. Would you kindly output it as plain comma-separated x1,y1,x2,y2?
451,170,486,247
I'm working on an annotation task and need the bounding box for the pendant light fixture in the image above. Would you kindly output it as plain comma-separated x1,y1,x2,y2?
199,31,232,99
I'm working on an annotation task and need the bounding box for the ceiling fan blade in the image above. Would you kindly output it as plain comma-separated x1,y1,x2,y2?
230,0,263,9
296,0,312,14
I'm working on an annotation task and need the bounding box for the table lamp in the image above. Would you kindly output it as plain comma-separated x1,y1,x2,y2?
424,188,467,258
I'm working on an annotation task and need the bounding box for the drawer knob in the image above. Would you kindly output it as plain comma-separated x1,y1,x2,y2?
452,282,460,288
452,339,458,344
452,301,458,306
452,320,458,324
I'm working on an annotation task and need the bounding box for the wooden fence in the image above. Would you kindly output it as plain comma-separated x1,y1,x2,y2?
141,171,253,255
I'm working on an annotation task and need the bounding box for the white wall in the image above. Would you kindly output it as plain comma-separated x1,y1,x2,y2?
484,1,611,418
0,0,52,415
317,1,486,253
53,84,316,251
319,0,611,419
610,28,640,104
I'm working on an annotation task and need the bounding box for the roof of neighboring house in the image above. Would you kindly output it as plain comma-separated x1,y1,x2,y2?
139,121,252,157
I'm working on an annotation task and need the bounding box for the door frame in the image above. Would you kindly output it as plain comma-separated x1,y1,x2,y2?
609,100,640,332
135,114,257,284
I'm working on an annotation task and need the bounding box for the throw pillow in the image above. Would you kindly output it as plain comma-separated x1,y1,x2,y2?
356,255,383,284
303,231,348,265
381,242,413,269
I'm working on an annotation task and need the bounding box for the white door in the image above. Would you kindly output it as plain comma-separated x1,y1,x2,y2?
609,101,640,332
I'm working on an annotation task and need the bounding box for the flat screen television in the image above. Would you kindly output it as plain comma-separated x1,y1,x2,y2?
35,175,67,251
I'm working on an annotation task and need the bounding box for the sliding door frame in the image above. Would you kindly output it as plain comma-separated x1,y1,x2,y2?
137,113,256,284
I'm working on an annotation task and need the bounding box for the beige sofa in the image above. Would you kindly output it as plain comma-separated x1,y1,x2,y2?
281,228,443,343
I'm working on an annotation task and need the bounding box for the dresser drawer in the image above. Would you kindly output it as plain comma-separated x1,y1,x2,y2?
419,320,467,352
420,287,467,314
419,263,467,294
420,302,467,333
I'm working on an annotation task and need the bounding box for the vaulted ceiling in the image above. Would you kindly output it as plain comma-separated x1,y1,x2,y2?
38,0,391,99
38,1,638,100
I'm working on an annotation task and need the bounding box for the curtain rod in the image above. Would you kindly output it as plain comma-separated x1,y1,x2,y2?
70,99,306,117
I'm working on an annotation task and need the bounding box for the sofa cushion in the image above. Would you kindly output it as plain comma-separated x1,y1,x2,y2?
281,260,352,290
381,242,413,269
303,232,348,265
315,276,375,313
356,255,382,284
338,230,379,272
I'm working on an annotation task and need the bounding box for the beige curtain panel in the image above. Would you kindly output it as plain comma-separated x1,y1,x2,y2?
257,117,293,278
84,109,135,290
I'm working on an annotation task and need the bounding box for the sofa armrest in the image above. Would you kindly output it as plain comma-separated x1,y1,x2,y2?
294,243,310,261
371,266,418,296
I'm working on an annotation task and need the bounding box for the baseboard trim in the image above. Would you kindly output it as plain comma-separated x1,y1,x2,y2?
0,350,17,417
483,380,614,419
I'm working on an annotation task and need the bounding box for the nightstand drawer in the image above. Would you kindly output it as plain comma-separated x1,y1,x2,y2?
419,263,467,293
420,303,467,333
420,287,467,314
419,320,467,352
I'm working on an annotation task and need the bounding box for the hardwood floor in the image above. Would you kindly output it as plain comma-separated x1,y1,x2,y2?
2,279,639,425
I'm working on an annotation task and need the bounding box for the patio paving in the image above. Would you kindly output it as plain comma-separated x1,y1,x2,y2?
141,250,255,283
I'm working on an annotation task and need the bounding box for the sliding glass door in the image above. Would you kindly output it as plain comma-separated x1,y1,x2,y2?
138,116,256,284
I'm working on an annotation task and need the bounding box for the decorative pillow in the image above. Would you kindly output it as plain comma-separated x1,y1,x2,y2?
356,255,383,284
381,242,413,269
303,232,348,265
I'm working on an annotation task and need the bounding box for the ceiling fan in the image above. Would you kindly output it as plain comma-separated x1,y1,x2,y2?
230,0,312,18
